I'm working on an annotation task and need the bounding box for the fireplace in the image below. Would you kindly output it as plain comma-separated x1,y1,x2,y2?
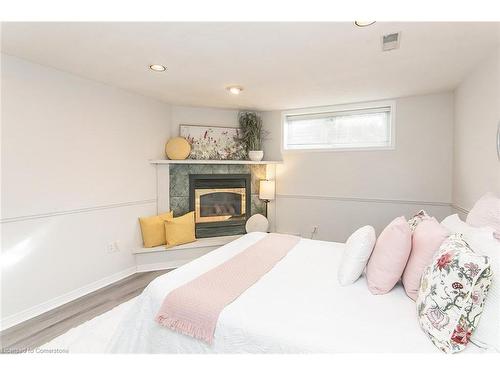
189,174,251,238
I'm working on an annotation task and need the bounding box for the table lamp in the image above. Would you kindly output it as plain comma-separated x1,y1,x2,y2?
259,179,275,218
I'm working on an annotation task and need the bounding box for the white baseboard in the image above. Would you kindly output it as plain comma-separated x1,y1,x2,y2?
1,240,221,330
0,266,137,331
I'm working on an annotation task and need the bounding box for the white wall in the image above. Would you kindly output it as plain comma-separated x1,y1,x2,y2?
0,63,276,327
262,92,455,241
1,54,171,327
453,48,500,213
170,105,241,133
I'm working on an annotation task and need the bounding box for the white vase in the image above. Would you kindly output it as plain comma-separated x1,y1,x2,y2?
248,150,264,161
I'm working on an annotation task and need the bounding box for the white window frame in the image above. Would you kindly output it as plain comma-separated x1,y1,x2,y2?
281,100,396,153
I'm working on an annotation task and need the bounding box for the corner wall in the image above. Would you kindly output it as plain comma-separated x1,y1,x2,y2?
0,63,275,328
262,92,455,241
1,54,171,328
452,48,500,215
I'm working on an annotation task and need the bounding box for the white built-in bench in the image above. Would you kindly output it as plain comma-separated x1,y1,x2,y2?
134,235,242,272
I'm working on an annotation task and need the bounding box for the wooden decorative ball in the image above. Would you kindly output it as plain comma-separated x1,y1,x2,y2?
165,137,191,160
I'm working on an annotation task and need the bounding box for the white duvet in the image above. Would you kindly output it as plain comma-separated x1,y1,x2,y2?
108,232,484,353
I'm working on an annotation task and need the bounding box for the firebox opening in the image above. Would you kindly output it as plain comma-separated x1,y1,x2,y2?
195,188,246,223
189,174,251,238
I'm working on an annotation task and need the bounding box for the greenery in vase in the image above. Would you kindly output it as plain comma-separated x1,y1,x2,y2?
238,111,264,154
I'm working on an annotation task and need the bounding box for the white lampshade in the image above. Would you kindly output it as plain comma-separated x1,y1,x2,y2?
259,180,275,201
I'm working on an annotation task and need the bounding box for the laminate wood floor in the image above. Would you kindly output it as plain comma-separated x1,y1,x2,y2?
0,269,170,352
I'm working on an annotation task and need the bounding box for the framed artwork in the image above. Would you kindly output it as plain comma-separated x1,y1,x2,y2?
180,124,246,160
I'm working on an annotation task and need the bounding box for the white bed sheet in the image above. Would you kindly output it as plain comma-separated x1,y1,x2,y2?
108,232,484,353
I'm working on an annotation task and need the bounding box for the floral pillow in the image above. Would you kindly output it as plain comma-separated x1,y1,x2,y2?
408,209,431,232
416,233,492,353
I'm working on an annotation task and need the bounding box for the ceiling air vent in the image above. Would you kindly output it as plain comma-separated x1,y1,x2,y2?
382,32,401,51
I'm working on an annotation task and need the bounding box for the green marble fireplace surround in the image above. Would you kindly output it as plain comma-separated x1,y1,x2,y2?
169,163,267,221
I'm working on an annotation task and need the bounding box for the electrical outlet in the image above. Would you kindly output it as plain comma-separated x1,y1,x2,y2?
106,241,120,253
105,243,115,253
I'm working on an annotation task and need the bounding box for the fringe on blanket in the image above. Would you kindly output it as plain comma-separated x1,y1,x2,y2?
156,315,214,344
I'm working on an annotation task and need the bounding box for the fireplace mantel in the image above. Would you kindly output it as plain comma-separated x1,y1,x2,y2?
153,160,276,238
149,159,282,165
135,160,277,271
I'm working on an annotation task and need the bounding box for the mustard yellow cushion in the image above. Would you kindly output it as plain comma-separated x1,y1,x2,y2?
139,211,173,248
164,211,196,248
165,137,191,160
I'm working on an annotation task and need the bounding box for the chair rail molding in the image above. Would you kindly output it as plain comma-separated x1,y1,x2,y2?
0,199,157,224
276,194,451,207
451,204,470,216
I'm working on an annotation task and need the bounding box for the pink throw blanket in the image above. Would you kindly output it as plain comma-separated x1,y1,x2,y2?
155,233,300,344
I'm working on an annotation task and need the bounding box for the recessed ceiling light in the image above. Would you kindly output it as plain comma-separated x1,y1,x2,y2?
149,64,166,72
226,86,243,95
354,21,376,27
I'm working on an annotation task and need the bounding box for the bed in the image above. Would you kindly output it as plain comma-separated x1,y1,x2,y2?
108,232,485,353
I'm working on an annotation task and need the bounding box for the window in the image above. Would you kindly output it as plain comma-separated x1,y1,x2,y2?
283,101,395,151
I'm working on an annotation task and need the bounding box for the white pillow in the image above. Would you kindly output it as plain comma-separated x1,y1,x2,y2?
338,225,376,286
441,214,471,233
441,214,500,351
467,192,500,238
442,213,495,236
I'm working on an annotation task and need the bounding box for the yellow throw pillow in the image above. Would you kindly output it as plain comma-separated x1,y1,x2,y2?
139,211,173,248
164,211,196,248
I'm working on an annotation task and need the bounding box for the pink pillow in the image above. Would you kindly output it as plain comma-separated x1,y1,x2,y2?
467,192,500,239
402,218,449,301
366,216,412,294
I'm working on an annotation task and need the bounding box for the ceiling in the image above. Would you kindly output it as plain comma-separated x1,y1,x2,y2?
1,22,499,111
